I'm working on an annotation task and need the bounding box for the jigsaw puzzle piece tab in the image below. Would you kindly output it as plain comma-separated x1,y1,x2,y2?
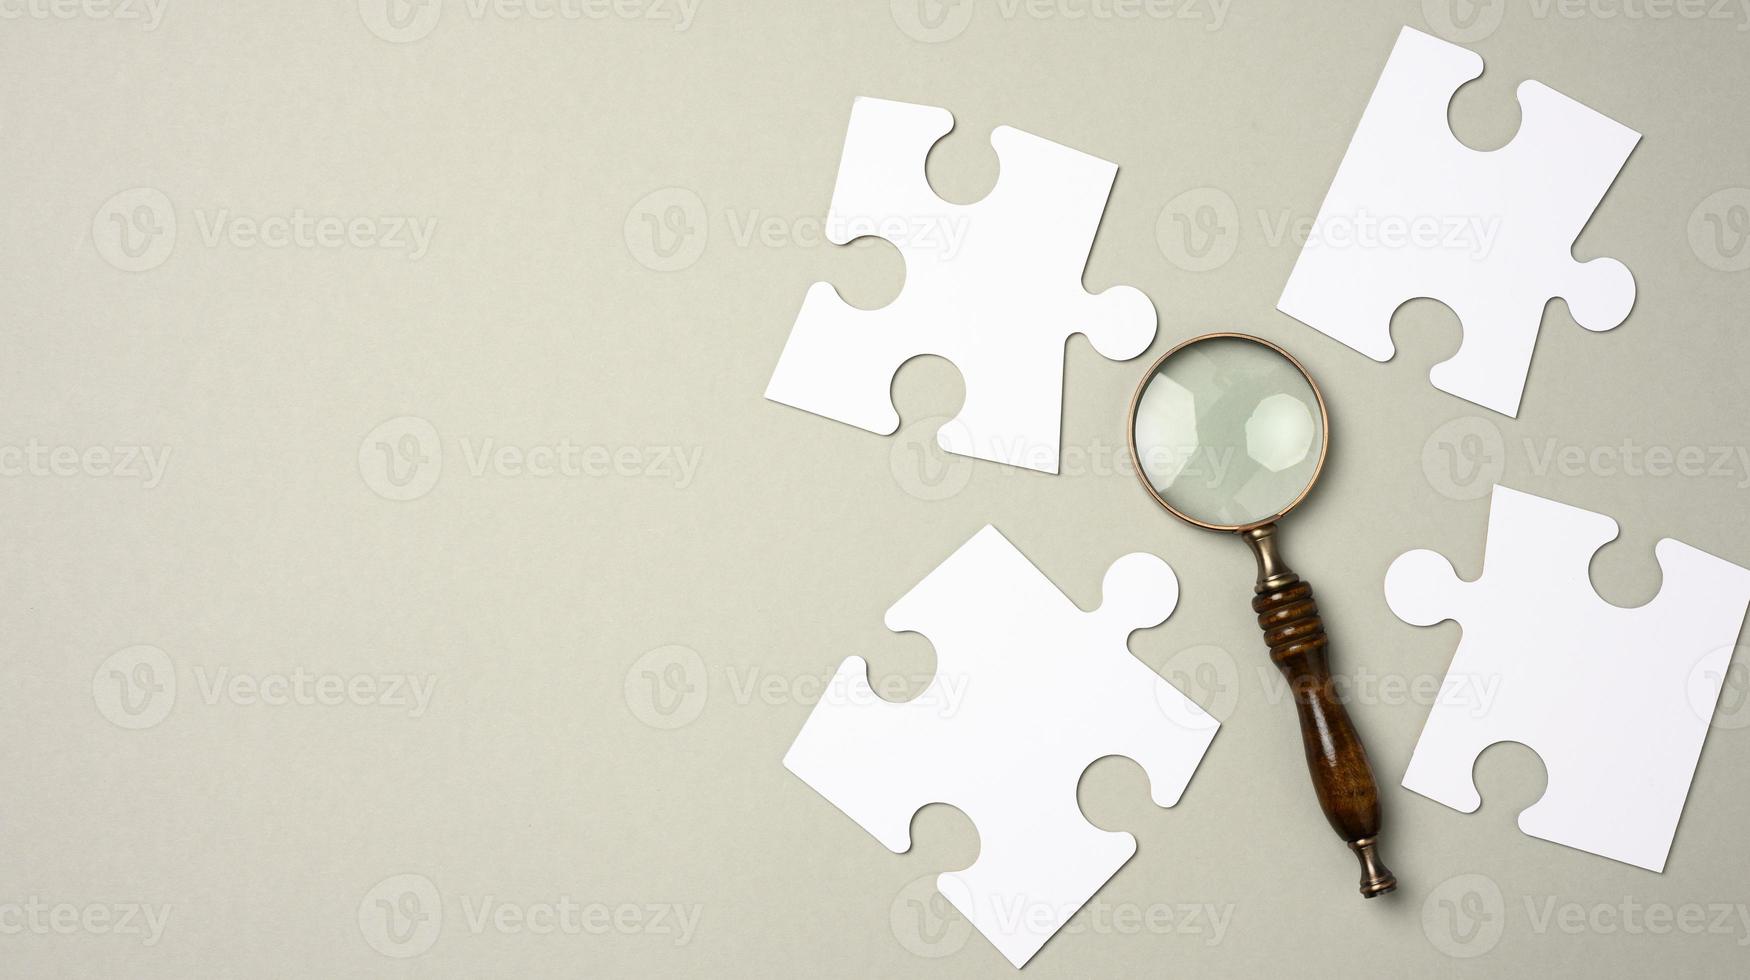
1387,486,1750,870
784,526,1215,966
1503,82,1639,332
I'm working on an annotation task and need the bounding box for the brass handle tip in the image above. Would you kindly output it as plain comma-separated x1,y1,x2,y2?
1349,838,1397,898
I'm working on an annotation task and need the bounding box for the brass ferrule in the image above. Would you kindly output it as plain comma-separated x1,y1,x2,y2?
1240,523,1298,593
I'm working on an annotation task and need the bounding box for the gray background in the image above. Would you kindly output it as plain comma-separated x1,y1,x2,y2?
4,0,1750,975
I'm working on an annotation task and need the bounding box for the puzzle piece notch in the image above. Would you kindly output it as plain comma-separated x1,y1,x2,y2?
1277,27,1639,417
784,526,1216,966
1386,485,1750,870
766,97,1157,473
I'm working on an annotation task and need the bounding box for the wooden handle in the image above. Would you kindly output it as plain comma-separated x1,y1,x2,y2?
1243,524,1397,898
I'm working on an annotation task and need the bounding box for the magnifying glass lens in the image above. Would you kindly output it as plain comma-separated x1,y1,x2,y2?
1132,336,1325,529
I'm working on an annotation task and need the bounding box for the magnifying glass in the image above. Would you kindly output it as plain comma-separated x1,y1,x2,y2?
1127,332,1396,898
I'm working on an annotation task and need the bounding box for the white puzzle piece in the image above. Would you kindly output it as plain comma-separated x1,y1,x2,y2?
1385,485,1750,870
765,97,1157,473
784,525,1216,967
1277,27,1640,417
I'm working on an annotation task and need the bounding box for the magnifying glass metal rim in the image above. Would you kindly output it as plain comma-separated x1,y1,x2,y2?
1125,331,1331,534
